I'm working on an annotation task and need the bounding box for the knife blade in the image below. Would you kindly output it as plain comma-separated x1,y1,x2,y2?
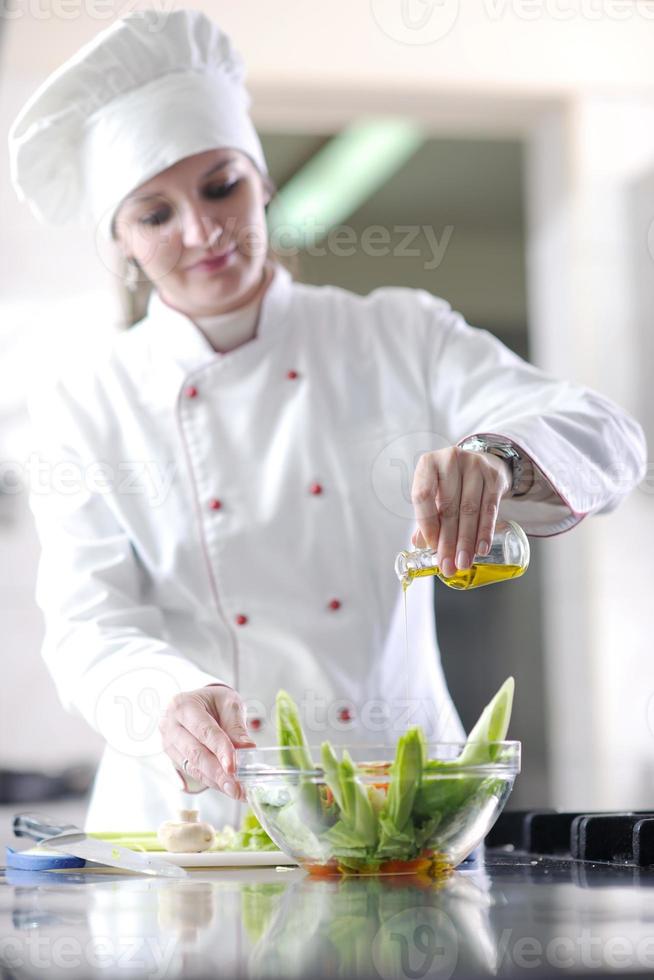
13,812,187,878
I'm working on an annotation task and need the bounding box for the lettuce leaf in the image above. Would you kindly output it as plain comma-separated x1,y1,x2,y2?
275,689,323,828
375,727,425,857
320,743,378,853
276,689,315,771
381,727,426,831
413,677,516,823
230,808,277,852
458,676,515,766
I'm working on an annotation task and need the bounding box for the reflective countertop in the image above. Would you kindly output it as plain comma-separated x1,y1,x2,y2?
2,851,654,979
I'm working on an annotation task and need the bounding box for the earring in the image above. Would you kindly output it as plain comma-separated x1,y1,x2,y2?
125,257,140,293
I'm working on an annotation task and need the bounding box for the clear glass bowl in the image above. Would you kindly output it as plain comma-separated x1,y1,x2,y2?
236,741,520,876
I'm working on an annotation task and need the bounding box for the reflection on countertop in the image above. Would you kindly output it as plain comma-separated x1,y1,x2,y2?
2,854,654,978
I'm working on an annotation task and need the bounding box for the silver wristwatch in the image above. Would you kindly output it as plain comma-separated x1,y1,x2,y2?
458,434,527,496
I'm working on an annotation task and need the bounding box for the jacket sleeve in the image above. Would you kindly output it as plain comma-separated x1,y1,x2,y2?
425,299,647,536
27,378,225,761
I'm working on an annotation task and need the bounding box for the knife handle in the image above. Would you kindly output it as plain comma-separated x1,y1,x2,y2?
13,812,81,842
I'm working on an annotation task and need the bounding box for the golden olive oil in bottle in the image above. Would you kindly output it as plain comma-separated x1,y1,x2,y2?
395,520,529,592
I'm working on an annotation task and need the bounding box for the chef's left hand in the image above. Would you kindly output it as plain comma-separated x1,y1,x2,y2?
411,446,512,575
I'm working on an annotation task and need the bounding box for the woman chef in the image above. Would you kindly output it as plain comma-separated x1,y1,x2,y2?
8,9,646,832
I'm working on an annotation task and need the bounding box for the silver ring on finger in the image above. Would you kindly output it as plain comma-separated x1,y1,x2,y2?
182,758,190,775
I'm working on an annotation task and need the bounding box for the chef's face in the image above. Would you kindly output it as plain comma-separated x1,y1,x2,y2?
112,148,271,317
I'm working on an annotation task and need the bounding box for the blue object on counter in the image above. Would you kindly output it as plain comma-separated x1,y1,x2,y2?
6,846,85,871
4,866,128,887
460,845,484,865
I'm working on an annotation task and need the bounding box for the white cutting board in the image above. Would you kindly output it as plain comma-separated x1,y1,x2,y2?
160,850,297,868
11,845,297,872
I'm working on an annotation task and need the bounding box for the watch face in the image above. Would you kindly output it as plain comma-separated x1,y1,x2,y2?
460,436,486,452
484,440,518,459
460,437,519,462
459,437,527,493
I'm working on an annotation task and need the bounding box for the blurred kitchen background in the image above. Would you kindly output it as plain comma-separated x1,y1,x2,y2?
0,0,652,831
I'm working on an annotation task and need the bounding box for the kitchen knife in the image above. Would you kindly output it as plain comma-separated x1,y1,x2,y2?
13,812,187,878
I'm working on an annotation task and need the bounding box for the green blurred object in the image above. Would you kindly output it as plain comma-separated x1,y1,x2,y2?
232,809,277,852
267,118,424,249
320,744,378,863
276,689,314,771
241,883,286,945
91,809,277,853
458,676,515,766
276,689,323,828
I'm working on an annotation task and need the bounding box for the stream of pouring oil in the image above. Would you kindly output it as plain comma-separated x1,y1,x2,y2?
400,559,524,716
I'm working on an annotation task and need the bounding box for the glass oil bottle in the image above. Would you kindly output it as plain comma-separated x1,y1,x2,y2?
395,519,529,591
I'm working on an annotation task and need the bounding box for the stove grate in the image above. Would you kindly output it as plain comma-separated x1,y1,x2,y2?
486,809,654,866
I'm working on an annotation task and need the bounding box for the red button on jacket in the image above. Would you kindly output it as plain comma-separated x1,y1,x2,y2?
235,614,248,626
185,385,198,399
328,599,342,611
209,498,222,511
286,370,299,380
310,483,323,495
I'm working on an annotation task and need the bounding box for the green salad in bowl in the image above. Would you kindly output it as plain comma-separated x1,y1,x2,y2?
236,679,520,876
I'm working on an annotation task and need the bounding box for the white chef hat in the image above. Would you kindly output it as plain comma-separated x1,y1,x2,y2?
8,8,268,240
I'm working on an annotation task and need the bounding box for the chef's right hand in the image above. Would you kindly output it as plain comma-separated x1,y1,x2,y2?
159,683,256,801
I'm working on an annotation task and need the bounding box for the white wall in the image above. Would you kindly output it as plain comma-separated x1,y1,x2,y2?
525,96,654,808
4,0,654,91
0,487,106,768
0,299,119,769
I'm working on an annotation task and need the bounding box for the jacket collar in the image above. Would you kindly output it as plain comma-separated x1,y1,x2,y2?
143,261,294,376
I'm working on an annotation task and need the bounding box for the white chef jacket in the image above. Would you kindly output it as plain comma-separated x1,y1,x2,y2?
193,288,261,352
27,262,646,832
